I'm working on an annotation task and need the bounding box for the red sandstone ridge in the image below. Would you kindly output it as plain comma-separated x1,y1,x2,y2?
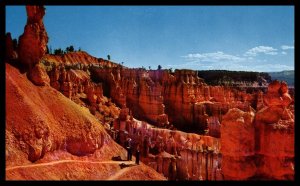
42,52,120,67
5,63,166,180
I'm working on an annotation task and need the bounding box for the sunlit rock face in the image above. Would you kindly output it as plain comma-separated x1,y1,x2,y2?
27,63,50,86
6,63,113,164
255,80,294,180
90,67,267,136
149,69,259,133
114,111,222,181
17,6,51,86
90,68,170,127
18,6,48,69
221,108,256,180
221,80,294,180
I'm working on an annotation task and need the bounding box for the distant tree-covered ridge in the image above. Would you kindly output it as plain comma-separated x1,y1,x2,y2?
197,70,272,86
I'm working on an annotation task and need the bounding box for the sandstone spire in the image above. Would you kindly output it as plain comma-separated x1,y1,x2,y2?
18,6,48,69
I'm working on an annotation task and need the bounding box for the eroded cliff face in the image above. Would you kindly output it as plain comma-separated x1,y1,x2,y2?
90,67,259,137
111,107,222,180
220,80,294,180
255,80,294,180
221,108,256,180
91,68,169,127
39,54,263,139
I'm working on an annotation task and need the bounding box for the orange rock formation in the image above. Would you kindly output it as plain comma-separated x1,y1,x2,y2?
221,80,294,180
18,6,48,69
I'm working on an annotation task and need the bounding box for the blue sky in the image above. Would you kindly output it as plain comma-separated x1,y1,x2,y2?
6,6,294,72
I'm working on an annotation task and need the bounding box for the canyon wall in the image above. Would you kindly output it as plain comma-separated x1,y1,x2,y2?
91,67,259,136
111,107,222,180
91,68,169,127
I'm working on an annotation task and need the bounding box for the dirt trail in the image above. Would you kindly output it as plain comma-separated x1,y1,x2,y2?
6,159,135,171
106,164,138,180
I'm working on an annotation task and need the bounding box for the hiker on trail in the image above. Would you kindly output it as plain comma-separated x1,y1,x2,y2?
126,137,132,161
136,143,140,165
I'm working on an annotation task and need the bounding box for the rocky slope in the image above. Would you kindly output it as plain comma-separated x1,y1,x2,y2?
5,62,166,180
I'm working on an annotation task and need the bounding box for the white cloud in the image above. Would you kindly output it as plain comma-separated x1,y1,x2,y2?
182,51,245,63
244,46,278,56
176,45,293,72
281,45,294,50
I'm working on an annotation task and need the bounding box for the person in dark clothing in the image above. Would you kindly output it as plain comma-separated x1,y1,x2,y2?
126,137,132,161
135,143,140,165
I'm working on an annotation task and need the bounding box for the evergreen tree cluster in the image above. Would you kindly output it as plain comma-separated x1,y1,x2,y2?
47,45,81,55
197,70,272,86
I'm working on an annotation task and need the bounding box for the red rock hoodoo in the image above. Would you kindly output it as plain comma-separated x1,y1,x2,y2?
221,80,294,180
221,108,256,180
255,80,294,180
18,6,48,69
